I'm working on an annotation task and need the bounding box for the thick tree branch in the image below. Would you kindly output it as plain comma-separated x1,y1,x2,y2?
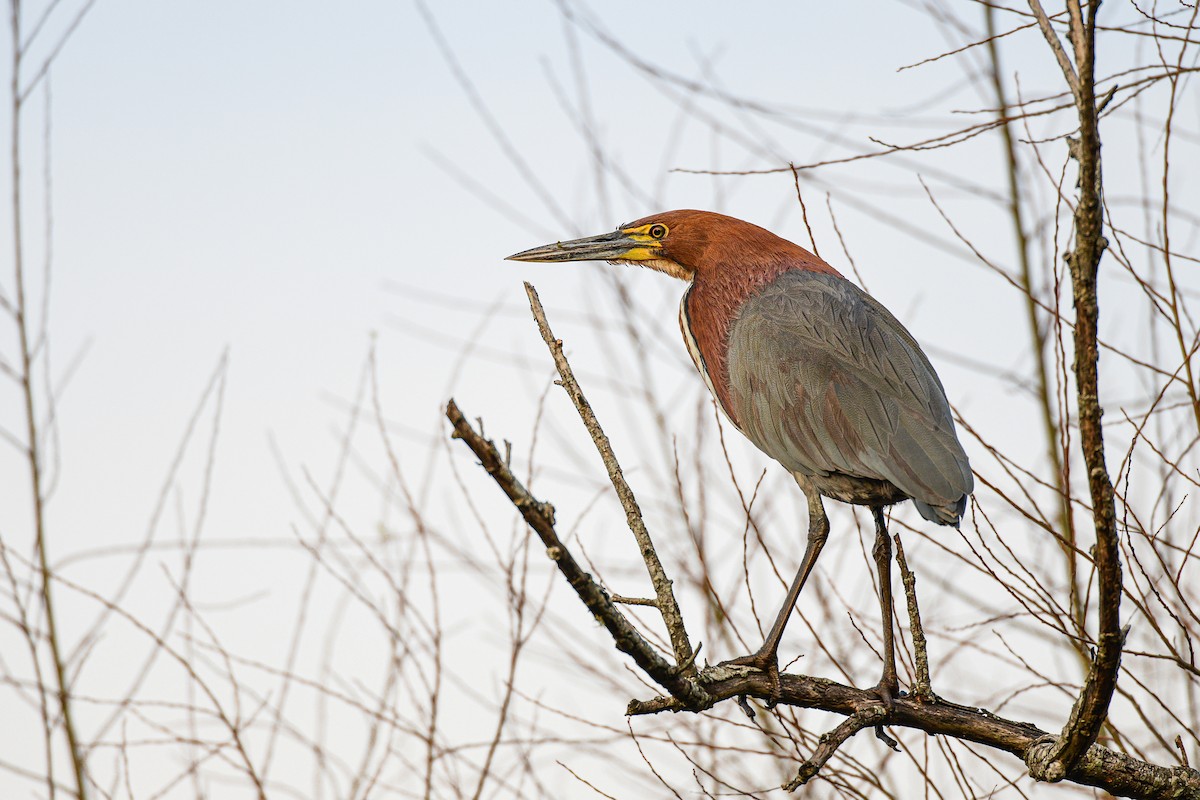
445,399,710,709
1025,0,1125,781
628,668,1200,798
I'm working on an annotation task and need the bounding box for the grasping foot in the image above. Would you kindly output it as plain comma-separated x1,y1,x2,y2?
721,648,783,706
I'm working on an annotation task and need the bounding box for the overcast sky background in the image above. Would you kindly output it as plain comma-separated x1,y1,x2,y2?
8,0,1036,555
1,1,1195,797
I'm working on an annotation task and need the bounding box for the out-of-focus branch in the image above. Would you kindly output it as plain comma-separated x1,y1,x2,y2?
521,282,698,677
8,2,88,797
445,399,710,709
1028,0,1080,92
1025,0,1125,782
984,3,1083,644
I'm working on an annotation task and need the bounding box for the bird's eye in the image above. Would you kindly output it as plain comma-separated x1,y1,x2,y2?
648,224,668,239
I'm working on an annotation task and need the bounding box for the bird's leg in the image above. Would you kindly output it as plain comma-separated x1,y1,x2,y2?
722,488,829,703
870,506,899,712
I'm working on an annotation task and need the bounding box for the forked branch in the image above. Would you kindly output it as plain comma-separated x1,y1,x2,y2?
445,399,710,709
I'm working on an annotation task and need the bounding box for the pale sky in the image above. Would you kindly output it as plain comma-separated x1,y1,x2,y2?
2,1,1195,797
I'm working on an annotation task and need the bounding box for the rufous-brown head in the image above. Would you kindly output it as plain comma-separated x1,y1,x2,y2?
506,209,840,280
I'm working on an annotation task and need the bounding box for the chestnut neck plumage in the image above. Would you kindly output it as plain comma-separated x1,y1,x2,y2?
640,210,842,427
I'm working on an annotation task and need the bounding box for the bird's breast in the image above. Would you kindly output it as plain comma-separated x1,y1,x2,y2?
679,285,743,430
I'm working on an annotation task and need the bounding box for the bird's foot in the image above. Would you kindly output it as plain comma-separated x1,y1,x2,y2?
871,676,898,713
868,677,901,751
719,649,782,706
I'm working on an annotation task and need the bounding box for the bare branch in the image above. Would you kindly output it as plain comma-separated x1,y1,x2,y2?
8,2,87,794
629,667,1200,798
444,399,710,709
1027,0,1081,93
450,377,1198,796
1029,1,1127,781
894,535,933,702
522,282,699,676
783,705,888,790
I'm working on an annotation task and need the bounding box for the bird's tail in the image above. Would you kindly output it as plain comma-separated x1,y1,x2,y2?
913,494,968,528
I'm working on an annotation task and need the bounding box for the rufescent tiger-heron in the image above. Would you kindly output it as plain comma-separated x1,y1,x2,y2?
507,210,973,702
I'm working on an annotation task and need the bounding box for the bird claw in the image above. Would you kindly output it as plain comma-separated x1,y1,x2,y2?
869,677,901,751
720,650,783,706
874,725,900,751
871,677,898,714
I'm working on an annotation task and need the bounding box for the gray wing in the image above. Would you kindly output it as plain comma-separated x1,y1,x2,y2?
726,270,972,522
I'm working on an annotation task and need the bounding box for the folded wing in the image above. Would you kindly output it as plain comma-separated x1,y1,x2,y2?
726,270,973,524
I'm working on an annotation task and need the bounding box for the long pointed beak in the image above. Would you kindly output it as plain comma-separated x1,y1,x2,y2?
505,230,643,263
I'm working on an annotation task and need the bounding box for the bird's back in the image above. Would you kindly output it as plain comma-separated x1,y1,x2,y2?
722,270,972,526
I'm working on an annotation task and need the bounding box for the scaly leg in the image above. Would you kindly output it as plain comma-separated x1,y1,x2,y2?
723,482,829,702
870,506,899,706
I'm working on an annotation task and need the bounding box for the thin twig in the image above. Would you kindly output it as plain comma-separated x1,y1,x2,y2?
894,535,934,702
1027,0,1080,93
611,595,659,607
9,3,87,795
789,164,821,258
522,281,698,677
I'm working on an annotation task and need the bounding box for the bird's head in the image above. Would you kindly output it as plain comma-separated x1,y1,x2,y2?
506,210,834,281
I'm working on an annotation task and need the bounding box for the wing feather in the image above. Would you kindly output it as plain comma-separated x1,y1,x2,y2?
726,271,972,516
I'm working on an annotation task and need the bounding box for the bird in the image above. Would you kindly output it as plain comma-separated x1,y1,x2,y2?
507,209,973,703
